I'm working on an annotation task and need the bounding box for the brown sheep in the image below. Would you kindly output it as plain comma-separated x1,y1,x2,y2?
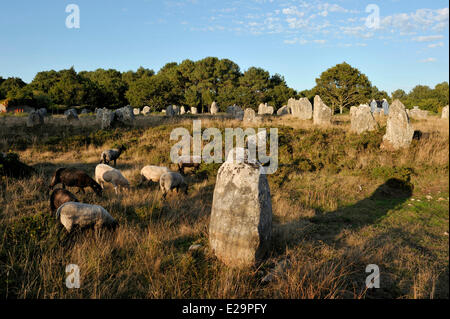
49,167,102,196
50,188,79,213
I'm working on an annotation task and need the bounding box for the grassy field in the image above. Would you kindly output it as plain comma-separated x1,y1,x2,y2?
0,113,448,299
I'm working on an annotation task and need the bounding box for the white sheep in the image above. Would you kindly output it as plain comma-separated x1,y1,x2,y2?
95,164,130,194
56,202,118,232
159,172,188,199
140,165,170,183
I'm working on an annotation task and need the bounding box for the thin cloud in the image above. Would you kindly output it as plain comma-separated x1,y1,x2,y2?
419,57,437,63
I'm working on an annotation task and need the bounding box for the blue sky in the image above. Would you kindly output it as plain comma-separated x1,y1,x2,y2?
0,0,448,94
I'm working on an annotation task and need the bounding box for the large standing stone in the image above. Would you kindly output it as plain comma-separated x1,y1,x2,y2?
313,95,332,125
370,100,380,113
37,108,47,117
64,109,79,121
172,105,180,115
243,108,257,124
382,99,389,115
133,108,140,116
258,103,274,115
227,105,244,120
351,105,378,134
350,106,358,117
166,105,175,117
191,107,198,115
289,98,313,120
277,105,290,116
100,109,115,129
382,100,414,149
408,106,428,120
27,111,44,127
180,106,186,115
210,101,219,114
209,159,272,268
142,106,151,115
442,105,449,119
114,106,135,125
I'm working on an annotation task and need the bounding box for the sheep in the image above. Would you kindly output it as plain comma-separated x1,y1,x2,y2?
50,188,79,213
100,145,126,167
56,202,118,233
140,165,170,184
177,155,201,175
49,168,102,196
95,164,130,194
159,172,188,199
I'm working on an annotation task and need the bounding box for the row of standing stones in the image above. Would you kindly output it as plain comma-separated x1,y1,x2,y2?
210,98,450,268
20,99,449,268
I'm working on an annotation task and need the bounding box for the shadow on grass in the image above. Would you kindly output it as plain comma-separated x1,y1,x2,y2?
272,178,414,251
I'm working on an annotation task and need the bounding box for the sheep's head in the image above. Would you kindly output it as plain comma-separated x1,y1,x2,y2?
92,183,103,197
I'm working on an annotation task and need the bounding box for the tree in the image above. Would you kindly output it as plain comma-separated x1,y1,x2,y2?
80,69,127,108
0,77,27,99
371,86,390,103
391,89,406,101
313,62,372,114
125,74,178,110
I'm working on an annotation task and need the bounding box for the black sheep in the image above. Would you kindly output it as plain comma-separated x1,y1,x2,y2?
50,188,79,212
49,167,102,196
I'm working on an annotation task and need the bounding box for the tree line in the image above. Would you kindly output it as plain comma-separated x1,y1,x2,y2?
0,58,448,114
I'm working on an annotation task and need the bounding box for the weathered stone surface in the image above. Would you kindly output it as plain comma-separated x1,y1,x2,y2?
209,159,272,268
172,105,180,115
289,98,313,120
350,106,358,117
227,105,244,120
64,109,79,121
166,105,175,117
180,106,186,115
382,99,389,115
142,106,151,115
258,103,274,115
191,107,198,114
408,106,429,120
243,108,256,123
100,109,115,129
27,111,44,127
277,105,290,116
442,105,449,119
210,101,219,114
370,100,380,113
382,99,414,149
313,95,332,125
351,105,378,134
133,108,140,116
114,106,135,125
37,108,47,117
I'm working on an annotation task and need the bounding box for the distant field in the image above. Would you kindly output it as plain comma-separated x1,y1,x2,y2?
0,113,448,299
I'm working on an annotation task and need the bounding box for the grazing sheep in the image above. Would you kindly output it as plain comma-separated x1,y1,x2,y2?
56,202,118,233
159,172,188,199
177,155,201,174
140,165,170,183
100,145,126,167
50,188,79,213
49,168,102,196
95,164,130,194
